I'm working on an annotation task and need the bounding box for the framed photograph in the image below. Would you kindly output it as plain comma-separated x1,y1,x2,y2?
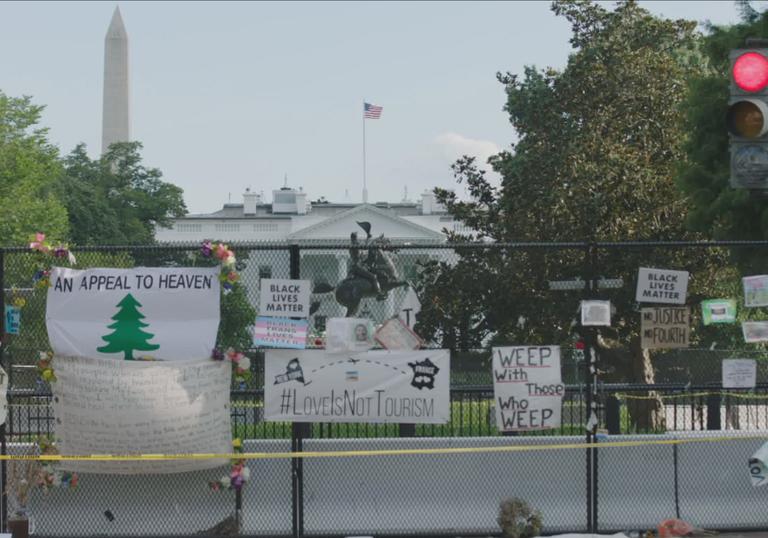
375,317,423,350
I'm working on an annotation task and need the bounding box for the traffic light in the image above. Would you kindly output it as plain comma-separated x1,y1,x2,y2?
728,48,768,189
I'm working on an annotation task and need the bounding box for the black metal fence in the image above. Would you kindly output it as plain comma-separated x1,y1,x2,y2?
1,240,768,536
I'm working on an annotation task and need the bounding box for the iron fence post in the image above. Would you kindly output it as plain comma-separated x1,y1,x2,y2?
582,242,600,532
289,245,306,538
0,249,5,533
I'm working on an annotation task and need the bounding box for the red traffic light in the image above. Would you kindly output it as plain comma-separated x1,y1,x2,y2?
733,52,768,92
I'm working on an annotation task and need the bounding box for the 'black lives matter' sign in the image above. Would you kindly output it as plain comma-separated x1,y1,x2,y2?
635,267,689,305
641,307,689,350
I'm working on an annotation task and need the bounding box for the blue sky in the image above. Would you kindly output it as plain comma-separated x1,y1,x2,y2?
0,1,754,213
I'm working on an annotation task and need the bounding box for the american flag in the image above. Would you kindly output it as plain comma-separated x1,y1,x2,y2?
364,102,383,119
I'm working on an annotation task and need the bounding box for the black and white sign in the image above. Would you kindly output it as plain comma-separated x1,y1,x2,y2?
259,278,311,318
492,346,564,432
635,267,689,304
723,359,757,389
641,307,689,350
264,349,450,424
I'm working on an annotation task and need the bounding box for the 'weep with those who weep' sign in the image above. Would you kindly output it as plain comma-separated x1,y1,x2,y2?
635,268,689,304
492,346,564,432
259,279,311,318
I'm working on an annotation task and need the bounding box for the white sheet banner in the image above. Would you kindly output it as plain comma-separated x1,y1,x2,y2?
492,346,564,432
264,349,450,424
46,267,220,361
52,356,232,474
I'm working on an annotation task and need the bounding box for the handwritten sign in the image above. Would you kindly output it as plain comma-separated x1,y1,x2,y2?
702,299,737,325
635,268,689,304
52,356,232,474
264,350,450,424
259,279,311,318
375,317,423,350
492,346,564,432
46,267,220,361
4,305,20,335
641,307,689,349
722,359,757,389
743,321,768,343
743,275,768,307
253,317,307,349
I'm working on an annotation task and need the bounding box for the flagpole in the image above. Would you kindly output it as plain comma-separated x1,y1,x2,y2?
362,100,368,204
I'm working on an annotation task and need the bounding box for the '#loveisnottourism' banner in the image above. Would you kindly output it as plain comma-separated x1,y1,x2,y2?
53,356,232,474
46,267,220,361
264,349,450,424
492,346,564,432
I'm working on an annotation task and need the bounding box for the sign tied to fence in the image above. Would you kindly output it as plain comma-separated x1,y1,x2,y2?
492,346,564,432
641,307,690,349
635,267,689,304
264,349,450,424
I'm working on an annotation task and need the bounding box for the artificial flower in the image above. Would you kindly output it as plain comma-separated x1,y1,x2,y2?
238,356,251,370
241,467,251,481
12,297,26,308
201,240,213,257
29,233,49,253
211,348,224,361
232,438,243,450
220,476,231,489
41,369,56,382
214,243,230,261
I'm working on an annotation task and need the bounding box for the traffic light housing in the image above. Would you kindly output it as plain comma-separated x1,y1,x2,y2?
728,48,768,189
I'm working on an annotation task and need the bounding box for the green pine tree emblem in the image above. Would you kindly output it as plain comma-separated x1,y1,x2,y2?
97,293,160,360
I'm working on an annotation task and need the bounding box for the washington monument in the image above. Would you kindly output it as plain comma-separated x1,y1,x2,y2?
102,6,130,154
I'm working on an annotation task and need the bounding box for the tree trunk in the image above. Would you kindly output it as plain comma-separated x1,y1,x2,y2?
626,337,666,432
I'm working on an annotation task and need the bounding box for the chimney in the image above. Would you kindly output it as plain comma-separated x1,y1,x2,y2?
421,190,435,215
243,188,259,215
295,188,308,215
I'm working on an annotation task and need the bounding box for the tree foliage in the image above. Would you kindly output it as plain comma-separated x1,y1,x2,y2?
0,91,69,246
58,142,186,245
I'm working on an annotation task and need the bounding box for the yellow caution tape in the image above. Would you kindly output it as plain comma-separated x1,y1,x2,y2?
0,434,765,462
616,391,768,401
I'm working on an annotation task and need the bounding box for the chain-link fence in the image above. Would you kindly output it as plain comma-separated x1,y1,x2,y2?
1,241,768,536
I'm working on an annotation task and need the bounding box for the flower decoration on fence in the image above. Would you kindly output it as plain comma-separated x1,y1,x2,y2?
29,233,76,289
211,347,252,386
209,438,250,492
200,240,239,292
36,352,56,383
36,438,78,492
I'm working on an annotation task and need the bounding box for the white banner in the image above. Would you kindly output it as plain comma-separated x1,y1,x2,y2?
46,267,220,361
52,356,232,474
492,346,564,432
264,349,450,424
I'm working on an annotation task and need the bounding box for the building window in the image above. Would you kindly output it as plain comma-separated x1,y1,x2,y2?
215,223,240,233
253,223,279,232
176,223,202,233
258,265,272,279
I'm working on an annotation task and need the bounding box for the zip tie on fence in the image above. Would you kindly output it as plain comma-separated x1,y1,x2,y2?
0,434,766,462
615,391,768,401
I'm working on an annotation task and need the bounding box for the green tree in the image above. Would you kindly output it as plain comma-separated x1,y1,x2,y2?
0,91,69,245
97,293,160,360
58,142,186,245
428,0,713,430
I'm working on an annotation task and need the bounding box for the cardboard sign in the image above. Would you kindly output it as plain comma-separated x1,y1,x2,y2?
264,349,450,424
259,279,311,318
3,305,20,335
46,267,220,361
743,321,768,343
581,300,611,327
635,267,689,304
253,317,308,349
702,299,737,325
743,275,768,307
492,346,564,432
53,356,232,474
641,307,689,349
722,359,757,389
375,317,423,350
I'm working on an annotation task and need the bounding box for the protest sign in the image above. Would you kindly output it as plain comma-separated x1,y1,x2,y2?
52,356,232,474
398,287,422,329
46,267,220,361
722,359,757,389
4,305,20,335
264,349,450,424
743,275,768,307
253,317,308,349
492,346,564,432
259,279,311,318
375,317,423,350
635,268,689,304
701,299,737,325
641,307,689,349
750,442,768,487
581,300,611,326
326,318,375,354
743,321,768,343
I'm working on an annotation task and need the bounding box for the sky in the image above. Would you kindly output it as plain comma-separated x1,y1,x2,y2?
0,1,757,214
